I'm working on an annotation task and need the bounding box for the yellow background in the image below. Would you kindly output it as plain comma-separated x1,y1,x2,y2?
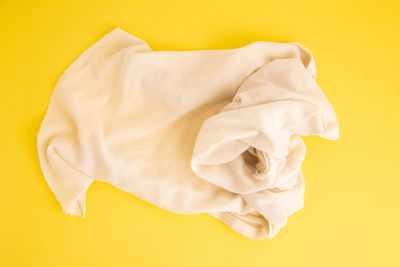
1,0,399,266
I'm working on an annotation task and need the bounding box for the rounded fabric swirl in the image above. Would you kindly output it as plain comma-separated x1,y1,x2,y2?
191,54,339,238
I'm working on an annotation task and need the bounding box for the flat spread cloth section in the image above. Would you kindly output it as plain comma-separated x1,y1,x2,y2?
37,28,339,240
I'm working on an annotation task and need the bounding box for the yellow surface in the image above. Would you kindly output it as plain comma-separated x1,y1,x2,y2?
1,0,399,266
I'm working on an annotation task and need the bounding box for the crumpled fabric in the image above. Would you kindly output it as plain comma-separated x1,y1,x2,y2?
37,28,339,239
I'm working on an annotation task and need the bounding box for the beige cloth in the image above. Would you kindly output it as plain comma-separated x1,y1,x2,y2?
37,28,339,239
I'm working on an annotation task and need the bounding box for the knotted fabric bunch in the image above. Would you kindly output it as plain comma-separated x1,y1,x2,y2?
37,28,339,239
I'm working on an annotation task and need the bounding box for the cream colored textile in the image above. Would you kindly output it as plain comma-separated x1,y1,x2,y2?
37,28,339,239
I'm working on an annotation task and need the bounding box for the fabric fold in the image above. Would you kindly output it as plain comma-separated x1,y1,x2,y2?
191,55,338,238
37,27,338,239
